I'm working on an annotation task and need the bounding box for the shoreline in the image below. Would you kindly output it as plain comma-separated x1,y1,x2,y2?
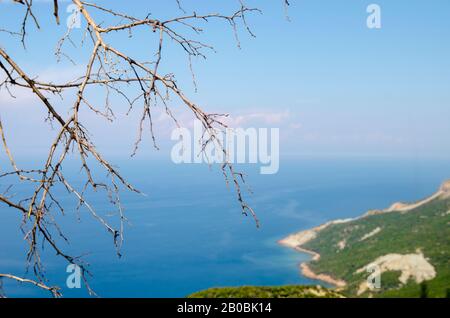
278,240,347,288
278,179,450,289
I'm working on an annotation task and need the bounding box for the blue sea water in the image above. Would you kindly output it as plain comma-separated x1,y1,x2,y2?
1,157,449,297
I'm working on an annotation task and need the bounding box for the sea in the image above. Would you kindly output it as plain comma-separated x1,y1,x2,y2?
1,156,449,297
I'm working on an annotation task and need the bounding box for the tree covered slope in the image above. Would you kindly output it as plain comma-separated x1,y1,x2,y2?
188,285,343,298
297,182,450,298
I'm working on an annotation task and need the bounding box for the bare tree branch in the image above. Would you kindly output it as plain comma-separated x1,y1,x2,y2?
0,274,61,298
0,0,289,297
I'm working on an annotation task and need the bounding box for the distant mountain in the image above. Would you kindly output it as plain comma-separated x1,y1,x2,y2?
280,180,450,298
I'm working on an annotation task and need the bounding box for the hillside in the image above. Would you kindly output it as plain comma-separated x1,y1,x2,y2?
188,285,343,298
280,180,450,298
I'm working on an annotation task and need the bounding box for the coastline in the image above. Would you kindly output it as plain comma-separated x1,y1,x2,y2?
278,236,347,288
278,179,450,289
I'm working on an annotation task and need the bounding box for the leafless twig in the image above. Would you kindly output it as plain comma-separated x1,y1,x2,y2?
0,0,289,297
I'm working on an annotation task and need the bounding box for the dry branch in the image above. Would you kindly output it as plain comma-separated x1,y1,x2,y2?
0,0,289,297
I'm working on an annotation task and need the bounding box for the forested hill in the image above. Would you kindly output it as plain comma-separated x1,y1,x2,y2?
281,180,450,298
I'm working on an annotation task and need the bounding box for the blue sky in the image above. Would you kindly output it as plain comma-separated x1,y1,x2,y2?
1,0,450,160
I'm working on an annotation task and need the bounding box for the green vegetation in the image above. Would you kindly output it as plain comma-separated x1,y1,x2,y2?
302,195,450,298
189,185,449,298
188,285,343,298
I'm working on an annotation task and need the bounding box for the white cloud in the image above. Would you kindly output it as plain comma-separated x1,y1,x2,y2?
226,109,292,127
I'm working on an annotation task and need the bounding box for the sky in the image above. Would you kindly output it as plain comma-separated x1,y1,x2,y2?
1,0,450,162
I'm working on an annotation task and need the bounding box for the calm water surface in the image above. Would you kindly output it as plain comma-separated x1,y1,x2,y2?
1,157,449,297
